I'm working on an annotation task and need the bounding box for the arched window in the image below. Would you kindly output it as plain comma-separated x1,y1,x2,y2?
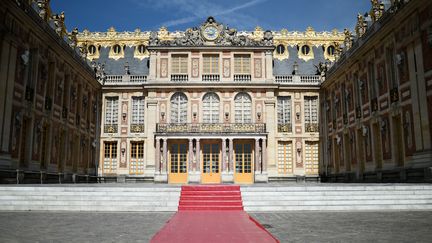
203,93,220,123
170,92,188,123
234,93,252,123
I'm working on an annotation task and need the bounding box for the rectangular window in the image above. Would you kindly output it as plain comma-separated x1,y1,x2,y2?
368,62,377,98
277,97,292,124
131,97,145,124
203,54,219,74
105,97,118,125
386,47,397,88
304,96,318,124
171,54,188,74
130,141,144,175
103,141,117,173
234,54,251,74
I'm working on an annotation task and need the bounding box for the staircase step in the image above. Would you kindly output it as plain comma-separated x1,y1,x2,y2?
180,195,242,201
179,200,243,206
181,185,240,191
178,205,244,211
181,191,241,196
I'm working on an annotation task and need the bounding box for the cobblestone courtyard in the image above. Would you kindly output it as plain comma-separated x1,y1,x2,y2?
1,211,432,242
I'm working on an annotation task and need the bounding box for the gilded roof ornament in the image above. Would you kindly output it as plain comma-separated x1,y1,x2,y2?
148,17,273,47
305,26,316,37
107,27,117,37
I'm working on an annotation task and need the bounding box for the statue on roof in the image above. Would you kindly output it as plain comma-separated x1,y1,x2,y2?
315,62,328,81
69,27,79,48
355,13,367,37
370,0,384,21
343,28,352,49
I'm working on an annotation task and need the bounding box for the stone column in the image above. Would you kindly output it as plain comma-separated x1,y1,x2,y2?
262,138,267,173
188,138,194,172
155,138,161,173
229,138,234,171
222,138,227,172
162,138,168,173
195,138,200,172
255,138,260,172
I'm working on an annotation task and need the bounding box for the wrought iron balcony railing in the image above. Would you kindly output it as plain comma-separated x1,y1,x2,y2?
305,123,319,133
278,123,292,133
156,123,266,134
104,124,118,133
130,124,145,133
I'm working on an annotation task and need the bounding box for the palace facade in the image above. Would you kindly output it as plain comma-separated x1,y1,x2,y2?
2,0,429,185
321,0,432,182
77,17,344,183
0,0,101,183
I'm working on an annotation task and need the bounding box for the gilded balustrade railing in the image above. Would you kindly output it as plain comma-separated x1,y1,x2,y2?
156,123,266,134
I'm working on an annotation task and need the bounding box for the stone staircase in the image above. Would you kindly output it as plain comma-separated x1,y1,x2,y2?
178,185,243,211
241,184,432,211
1,184,431,212
0,186,181,211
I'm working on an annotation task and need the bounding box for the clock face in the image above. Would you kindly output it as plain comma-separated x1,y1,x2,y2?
203,26,219,41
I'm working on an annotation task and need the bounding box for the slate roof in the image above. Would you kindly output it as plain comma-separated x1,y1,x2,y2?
93,46,149,75
94,45,327,76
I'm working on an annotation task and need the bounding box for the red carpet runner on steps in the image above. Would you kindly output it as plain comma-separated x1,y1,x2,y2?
151,185,279,243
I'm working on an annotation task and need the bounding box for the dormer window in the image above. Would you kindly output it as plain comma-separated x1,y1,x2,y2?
88,45,97,55
301,45,310,55
327,45,335,56
113,44,122,54
137,44,146,54
109,44,124,60
276,44,285,55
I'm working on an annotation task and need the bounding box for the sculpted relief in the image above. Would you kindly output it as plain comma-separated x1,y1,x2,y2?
149,17,273,47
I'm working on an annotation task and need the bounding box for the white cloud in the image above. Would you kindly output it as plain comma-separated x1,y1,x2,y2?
131,0,267,30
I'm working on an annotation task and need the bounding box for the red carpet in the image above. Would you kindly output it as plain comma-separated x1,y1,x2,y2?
179,185,243,211
151,185,279,243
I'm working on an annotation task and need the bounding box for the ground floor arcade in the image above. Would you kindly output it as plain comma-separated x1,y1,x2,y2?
154,136,267,184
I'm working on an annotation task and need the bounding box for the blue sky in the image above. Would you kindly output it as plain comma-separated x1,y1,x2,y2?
51,0,371,32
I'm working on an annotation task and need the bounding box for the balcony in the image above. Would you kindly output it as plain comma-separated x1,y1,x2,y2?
234,74,251,82
202,74,220,82
105,75,147,85
171,74,188,82
278,123,292,133
305,123,319,133
156,123,266,134
130,124,145,133
274,75,321,85
104,124,118,133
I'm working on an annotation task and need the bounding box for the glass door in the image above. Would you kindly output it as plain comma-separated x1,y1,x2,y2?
201,142,221,184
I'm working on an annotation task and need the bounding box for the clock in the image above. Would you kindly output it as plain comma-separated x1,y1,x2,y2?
202,25,219,41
